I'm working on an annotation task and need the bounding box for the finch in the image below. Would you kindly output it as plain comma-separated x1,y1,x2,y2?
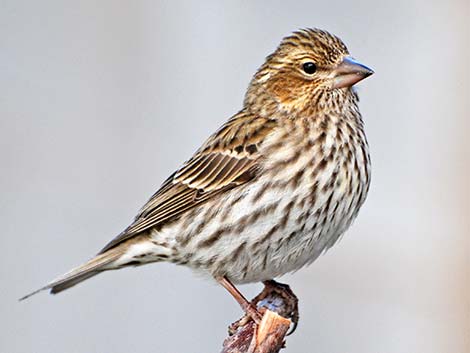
21,28,373,322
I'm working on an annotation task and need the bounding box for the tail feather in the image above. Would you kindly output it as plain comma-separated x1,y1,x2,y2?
50,271,99,294
20,247,124,301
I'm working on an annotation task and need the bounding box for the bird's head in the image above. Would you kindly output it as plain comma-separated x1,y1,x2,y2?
244,28,374,116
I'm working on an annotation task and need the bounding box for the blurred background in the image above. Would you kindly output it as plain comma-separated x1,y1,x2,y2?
1,1,469,352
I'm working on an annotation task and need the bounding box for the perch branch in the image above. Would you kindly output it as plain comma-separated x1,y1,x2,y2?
221,280,299,353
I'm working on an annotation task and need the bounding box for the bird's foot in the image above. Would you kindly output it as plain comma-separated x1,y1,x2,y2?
217,276,263,334
227,279,299,336
228,306,265,335
255,280,299,335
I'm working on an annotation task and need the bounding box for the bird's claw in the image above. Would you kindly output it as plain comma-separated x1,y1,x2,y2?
256,280,300,334
227,279,299,336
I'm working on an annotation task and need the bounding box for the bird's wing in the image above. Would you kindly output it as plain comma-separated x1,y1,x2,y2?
98,113,277,253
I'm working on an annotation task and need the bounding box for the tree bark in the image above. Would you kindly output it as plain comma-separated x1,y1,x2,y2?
221,280,299,353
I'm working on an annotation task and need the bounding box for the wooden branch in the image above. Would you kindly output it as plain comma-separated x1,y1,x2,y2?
221,280,299,353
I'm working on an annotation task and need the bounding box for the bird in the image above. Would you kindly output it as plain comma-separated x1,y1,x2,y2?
21,28,373,323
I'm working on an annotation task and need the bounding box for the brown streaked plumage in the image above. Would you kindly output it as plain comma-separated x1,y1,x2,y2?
21,28,374,325
99,114,277,252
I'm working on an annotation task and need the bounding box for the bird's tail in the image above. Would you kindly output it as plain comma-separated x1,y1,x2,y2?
19,246,124,301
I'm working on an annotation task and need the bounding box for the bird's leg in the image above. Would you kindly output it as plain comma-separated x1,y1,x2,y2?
217,276,263,324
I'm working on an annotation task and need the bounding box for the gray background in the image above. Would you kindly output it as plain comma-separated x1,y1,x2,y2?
2,1,469,352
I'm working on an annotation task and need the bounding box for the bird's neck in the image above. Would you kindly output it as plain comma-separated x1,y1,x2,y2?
244,87,360,122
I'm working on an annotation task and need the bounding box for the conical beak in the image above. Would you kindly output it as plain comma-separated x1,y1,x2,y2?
332,56,374,89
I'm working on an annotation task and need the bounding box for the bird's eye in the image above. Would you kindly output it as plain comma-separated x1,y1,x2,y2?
302,62,317,74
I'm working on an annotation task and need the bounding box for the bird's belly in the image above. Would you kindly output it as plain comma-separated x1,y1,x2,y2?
153,121,370,283
167,166,364,284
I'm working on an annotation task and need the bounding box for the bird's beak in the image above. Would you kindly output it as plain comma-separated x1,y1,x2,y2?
332,56,374,89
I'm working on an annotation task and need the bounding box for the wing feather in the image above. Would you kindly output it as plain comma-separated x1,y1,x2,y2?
98,112,277,253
